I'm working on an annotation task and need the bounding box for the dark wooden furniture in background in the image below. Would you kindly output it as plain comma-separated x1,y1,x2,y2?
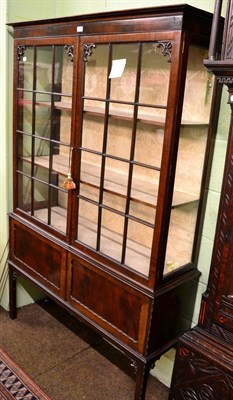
8,5,222,400
169,1,233,399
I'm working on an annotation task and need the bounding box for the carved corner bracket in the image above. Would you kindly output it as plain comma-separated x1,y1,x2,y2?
17,45,26,62
83,43,96,62
64,45,74,62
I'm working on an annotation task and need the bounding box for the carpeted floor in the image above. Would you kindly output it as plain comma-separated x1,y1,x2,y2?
0,298,169,399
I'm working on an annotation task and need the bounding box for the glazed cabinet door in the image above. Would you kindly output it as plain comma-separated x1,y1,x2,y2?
14,38,76,239
67,31,209,287
71,32,213,287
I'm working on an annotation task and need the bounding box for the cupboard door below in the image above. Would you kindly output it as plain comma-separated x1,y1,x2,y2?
67,254,151,353
10,218,67,297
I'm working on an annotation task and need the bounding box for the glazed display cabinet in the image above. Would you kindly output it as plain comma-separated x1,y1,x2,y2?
8,5,222,399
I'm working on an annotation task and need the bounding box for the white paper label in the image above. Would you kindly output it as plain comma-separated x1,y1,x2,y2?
109,59,126,79
77,26,84,32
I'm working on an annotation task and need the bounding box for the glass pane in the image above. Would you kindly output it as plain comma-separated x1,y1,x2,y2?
134,122,164,168
18,46,34,90
56,113,72,146
182,47,212,124
82,108,104,152
164,125,208,275
84,44,109,99
77,199,98,249
33,180,49,212
54,94,72,112
55,46,73,95
17,159,31,175
139,42,171,106
17,91,33,133
80,151,102,187
100,209,124,261
125,219,153,276
36,46,53,92
17,173,31,211
131,165,159,205
102,192,126,213
51,200,67,233
109,43,139,103
34,137,50,159
34,165,49,183
17,132,32,159
104,158,129,196
163,47,211,276
106,117,132,159
51,144,69,177
35,94,51,138
79,183,99,203
164,204,198,274
137,106,166,127
129,201,156,225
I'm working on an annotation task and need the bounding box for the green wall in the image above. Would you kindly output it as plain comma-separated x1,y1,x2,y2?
0,0,229,387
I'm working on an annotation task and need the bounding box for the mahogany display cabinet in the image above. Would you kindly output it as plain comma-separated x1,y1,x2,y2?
7,5,223,399
169,1,233,399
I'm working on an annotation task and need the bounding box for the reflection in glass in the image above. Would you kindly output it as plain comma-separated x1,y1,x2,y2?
17,133,32,159
34,165,49,184
34,137,50,159
17,159,31,175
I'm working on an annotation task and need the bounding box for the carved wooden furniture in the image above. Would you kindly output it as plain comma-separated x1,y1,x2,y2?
169,1,233,399
8,5,222,400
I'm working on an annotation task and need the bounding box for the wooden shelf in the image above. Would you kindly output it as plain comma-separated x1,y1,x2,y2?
80,159,198,207
21,154,198,207
21,100,209,125
83,104,209,126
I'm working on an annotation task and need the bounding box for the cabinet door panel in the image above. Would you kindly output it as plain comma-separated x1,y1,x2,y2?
67,255,150,352
10,219,67,297
15,40,75,237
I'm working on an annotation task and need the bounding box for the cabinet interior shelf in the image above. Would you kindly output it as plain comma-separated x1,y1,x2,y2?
21,154,198,208
30,100,209,126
